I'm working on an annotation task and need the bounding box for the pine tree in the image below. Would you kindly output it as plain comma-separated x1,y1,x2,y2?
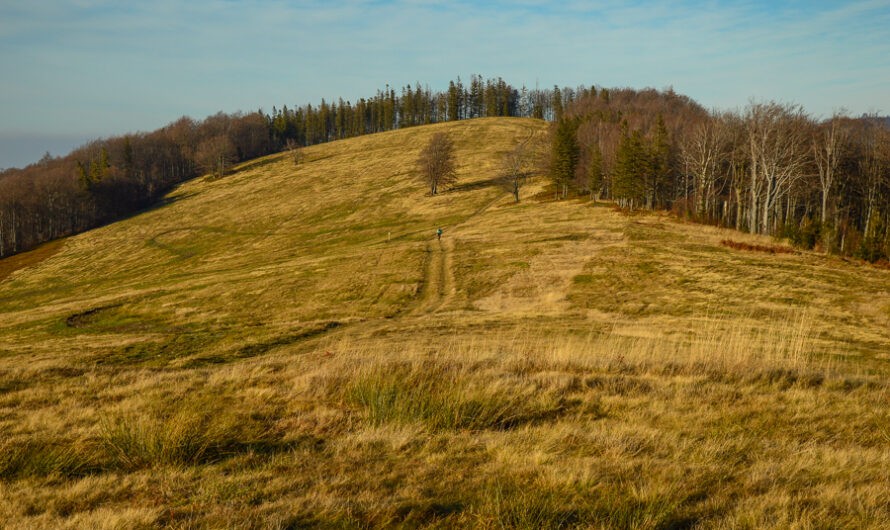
551,86,564,122
484,80,497,117
648,114,673,209
613,127,649,209
470,75,483,118
401,86,414,128
533,92,545,120
550,118,579,199
587,143,604,201
447,81,459,121
437,93,447,123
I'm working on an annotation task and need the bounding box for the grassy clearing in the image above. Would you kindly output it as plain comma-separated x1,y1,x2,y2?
1,118,889,527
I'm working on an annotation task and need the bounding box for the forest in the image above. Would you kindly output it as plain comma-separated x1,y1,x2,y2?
549,89,890,261
0,75,557,258
0,75,888,262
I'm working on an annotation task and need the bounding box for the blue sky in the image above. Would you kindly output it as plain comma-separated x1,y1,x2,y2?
1,0,889,169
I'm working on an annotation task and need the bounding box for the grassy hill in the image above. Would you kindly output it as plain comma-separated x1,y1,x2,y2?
1,117,889,528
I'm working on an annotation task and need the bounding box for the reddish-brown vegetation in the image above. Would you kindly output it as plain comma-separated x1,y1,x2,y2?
0,239,65,282
721,239,795,254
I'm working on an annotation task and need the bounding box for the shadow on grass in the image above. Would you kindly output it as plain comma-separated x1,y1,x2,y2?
447,176,505,193
184,321,343,367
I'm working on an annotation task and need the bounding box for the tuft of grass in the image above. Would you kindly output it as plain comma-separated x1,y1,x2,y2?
98,399,282,471
340,360,577,431
0,438,94,481
473,479,584,529
469,477,697,529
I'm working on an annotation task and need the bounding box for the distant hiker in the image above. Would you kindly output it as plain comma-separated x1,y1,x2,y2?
436,227,443,240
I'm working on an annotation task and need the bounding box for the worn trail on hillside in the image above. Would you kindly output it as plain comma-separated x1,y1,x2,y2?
413,237,454,314
408,126,542,317
411,187,507,316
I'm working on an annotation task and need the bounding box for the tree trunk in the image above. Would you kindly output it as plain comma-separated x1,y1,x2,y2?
11,207,17,253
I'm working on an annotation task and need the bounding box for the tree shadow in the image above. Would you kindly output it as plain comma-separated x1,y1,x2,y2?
447,176,505,193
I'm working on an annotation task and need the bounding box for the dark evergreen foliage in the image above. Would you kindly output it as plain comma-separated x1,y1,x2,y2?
549,118,580,200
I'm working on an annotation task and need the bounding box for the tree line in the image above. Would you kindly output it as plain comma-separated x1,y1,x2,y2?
2,78,887,262
548,88,890,261
0,111,273,258
0,75,573,258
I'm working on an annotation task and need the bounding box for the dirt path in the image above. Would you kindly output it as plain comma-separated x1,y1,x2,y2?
410,187,506,316
412,236,456,315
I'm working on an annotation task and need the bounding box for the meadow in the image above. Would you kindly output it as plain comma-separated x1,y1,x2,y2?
1,118,888,528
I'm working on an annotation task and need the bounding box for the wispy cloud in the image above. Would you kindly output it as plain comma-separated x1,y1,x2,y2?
0,0,887,156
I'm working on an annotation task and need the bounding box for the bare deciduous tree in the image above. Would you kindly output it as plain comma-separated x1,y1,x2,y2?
812,113,850,225
196,135,236,179
285,138,303,166
680,112,729,220
744,101,811,234
418,132,457,195
500,141,533,202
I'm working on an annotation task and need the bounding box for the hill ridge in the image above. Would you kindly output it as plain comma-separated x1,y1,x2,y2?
1,117,889,528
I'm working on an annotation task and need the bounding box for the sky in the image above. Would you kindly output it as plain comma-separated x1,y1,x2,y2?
1,0,889,169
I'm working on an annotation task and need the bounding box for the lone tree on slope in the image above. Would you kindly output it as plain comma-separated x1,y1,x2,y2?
500,141,533,202
418,132,457,195
285,138,304,166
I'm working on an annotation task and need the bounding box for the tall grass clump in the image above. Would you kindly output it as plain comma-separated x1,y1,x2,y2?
340,360,573,431
0,438,94,480
468,477,697,529
98,399,281,471
536,311,821,383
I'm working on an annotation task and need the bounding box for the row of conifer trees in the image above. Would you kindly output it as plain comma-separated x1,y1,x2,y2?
1,78,887,262
0,76,571,258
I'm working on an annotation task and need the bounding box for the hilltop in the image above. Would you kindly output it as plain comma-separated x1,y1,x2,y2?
1,118,889,528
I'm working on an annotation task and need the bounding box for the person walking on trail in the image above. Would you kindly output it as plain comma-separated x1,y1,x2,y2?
436,227,443,241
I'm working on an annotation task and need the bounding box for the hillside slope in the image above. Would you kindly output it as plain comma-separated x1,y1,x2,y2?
1,118,889,528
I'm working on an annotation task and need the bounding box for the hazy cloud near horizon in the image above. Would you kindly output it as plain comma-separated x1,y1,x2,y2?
1,0,888,168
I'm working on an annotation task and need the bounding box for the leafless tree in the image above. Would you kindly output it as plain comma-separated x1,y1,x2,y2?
855,117,890,239
744,101,812,234
285,138,303,166
812,113,850,225
196,135,236,179
499,141,535,202
680,112,729,220
418,132,457,195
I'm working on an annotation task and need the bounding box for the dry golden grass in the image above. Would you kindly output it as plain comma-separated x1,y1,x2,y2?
1,117,889,528
0,239,66,282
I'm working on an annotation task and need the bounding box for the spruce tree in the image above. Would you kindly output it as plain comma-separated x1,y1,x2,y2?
587,143,604,201
613,128,649,209
648,115,673,209
552,86,564,121
550,118,579,199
